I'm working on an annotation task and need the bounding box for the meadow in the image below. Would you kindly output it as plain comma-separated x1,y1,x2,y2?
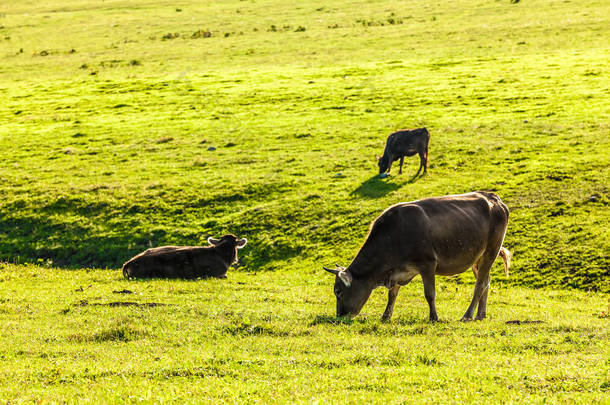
0,0,608,402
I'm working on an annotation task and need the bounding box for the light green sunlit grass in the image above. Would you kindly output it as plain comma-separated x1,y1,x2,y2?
0,264,608,403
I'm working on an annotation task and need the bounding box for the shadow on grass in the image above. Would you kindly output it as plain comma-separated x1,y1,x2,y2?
351,173,422,198
390,315,431,326
0,196,305,269
310,315,356,326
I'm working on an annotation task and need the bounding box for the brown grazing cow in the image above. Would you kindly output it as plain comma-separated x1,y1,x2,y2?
323,192,511,322
378,128,430,176
122,234,247,279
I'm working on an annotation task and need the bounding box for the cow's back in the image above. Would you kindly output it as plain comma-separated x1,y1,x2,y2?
386,128,428,156
381,192,508,275
124,246,228,279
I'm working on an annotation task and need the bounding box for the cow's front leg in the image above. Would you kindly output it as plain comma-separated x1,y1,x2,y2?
381,285,401,322
398,156,404,174
421,271,438,322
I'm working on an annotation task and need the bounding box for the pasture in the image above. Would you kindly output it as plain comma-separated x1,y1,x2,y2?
0,0,608,402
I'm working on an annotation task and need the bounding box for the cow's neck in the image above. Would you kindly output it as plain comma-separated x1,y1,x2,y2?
347,254,392,289
213,243,237,266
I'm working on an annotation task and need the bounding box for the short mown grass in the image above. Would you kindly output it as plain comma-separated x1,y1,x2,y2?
0,264,608,403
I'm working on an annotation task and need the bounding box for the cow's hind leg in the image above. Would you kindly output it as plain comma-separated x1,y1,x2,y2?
475,275,491,321
461,249,498,321
381,285,401,322
398,156,404,174
415,151,425,176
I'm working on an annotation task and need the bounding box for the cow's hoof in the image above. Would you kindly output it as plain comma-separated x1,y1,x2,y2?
379,173,389,179
460,317,473,322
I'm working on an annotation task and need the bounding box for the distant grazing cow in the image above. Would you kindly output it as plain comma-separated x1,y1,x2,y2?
323,192,511,322
378,128,430,176
122,234,247,279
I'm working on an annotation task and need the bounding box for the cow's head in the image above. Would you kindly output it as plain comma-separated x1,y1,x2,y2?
324,265,373,318
377,155,389,174
207,234,247,249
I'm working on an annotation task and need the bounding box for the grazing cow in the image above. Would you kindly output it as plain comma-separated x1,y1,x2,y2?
323,191,511,322
378,128,430,176
122,234,247,279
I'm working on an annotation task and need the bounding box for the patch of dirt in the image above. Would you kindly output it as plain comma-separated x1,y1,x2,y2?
192,29,211,39
155,137,173,144
505,320,545,325
104,301,164,307
112,289,136,294
77,300,165,308
162,32,180,40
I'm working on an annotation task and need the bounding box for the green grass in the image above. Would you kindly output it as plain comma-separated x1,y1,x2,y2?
0,0,608,291
0,263,608,403
0,0,609,402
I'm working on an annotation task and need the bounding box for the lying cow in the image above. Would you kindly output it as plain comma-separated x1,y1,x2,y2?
378,127,430,176
122,234,247,279
324,191,511,322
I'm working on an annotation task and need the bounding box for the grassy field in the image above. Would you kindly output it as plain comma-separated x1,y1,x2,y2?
1,264,608,403
0,0,609,402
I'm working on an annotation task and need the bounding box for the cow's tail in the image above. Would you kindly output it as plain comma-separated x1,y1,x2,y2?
498,247,511,277
425,129,430,170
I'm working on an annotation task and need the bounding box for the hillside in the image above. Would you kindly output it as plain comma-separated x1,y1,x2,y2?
0,0,608,293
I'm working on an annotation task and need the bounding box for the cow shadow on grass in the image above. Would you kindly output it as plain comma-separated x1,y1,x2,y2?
310,314,438,332
310,315,357,325
351,174,422,198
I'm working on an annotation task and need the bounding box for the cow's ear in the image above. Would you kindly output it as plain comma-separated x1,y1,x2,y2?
338,270,352,288
207,237,221,245
236,238,247,248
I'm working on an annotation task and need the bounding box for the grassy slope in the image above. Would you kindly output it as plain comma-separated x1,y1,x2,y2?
1,0,609,292
0,0,609,291
0,264,608,403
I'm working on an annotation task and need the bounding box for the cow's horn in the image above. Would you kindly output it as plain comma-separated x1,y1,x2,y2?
323,266,340,276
